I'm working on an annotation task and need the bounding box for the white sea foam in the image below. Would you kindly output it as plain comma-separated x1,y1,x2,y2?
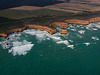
71,29,76,31
86,23,100,30
83,43,90,46
56,40,69,45
0,42,2,44
69,40,73,43
12,40,31,47
1,32,34,56
69,25,74,28
1,41,10,49
78,30,85,34
51,36,61,40
24,29,62,41
1,23,100,56
77,25,80,28
92,28,98,31
77,34,83,38
80,27,84,28
9,44,34,56
8,33,21,41
92,37,99,41
7,40,34,56
67,45,74,49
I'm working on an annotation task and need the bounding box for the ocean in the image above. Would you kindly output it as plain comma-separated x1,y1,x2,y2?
0,22,100,75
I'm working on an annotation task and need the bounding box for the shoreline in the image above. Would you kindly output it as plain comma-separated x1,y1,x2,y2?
0,16,100,38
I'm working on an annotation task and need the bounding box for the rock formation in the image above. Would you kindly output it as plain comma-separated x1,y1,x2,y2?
89,17,100,23
26,25,57,34
60,29,67,34
6,26,26,34
65,19,89,25
0,33,7,37
49,22,68,27
1,16,100,38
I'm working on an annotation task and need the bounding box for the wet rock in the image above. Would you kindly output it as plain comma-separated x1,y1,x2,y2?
60,29,67,34
0,33,7,37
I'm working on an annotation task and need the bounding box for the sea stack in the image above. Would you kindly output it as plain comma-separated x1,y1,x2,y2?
60,29,67,34
0,33,7,38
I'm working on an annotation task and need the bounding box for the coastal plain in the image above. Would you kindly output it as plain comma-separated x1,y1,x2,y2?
0,1,100,75
0,0,100,34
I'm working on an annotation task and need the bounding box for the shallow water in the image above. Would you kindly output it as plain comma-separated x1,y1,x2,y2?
0,22,100,75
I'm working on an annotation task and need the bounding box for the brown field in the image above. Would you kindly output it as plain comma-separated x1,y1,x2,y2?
9,6,42,10
43,2,100,13
0,0,100,19
3,0,100,14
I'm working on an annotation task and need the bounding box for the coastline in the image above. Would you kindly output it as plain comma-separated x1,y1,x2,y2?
0,16,100,38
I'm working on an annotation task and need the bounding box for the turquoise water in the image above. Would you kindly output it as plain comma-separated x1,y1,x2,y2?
0,22,100,75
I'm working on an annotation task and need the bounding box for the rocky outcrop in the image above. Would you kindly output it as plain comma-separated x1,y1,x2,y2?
60,29,67,34
65,19,89,25
1,16,100,38
89,17,100,23
26,25,57,34
0,33,7,37
0,24,57,38
6,26,26,34
6,25,57,35
49,22,68,27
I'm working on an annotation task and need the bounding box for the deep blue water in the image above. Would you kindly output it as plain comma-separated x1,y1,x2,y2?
0,22,100,75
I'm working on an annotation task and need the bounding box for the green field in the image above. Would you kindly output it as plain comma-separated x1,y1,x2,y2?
0,9,73,33
0,9,73,19
0,8,100,33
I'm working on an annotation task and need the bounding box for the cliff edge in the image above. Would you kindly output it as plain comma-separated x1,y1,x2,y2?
49,22,68,27
65,19,89,25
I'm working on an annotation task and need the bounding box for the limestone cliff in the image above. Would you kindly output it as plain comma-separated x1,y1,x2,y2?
89,17,100,23
0,33,7,37
49,22,68,27
26,25,57,34
6,27,26,34
60,29,67,34
65,19,89,25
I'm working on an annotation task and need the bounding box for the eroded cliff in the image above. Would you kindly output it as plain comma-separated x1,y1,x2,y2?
0,33,7,37
26,25,57,35
65,19,89,25
6,26,26,34
60,29,67,34
49,22,68,27
89,17,100,23
1,16,100,38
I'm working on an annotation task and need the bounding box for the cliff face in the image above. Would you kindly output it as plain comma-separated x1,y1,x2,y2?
1,16,100,38
0,33,7,37
6,25,57,35
65,19,89,25
89,17,100,23
6,27,26,34
49,22,68,27
60,29,67,34
26,25,57,34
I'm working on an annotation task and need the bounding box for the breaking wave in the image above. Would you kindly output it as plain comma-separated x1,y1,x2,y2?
9,43,34,56
0,22,100,56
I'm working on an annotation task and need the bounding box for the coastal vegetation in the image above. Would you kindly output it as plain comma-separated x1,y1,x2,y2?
0,8,100,37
